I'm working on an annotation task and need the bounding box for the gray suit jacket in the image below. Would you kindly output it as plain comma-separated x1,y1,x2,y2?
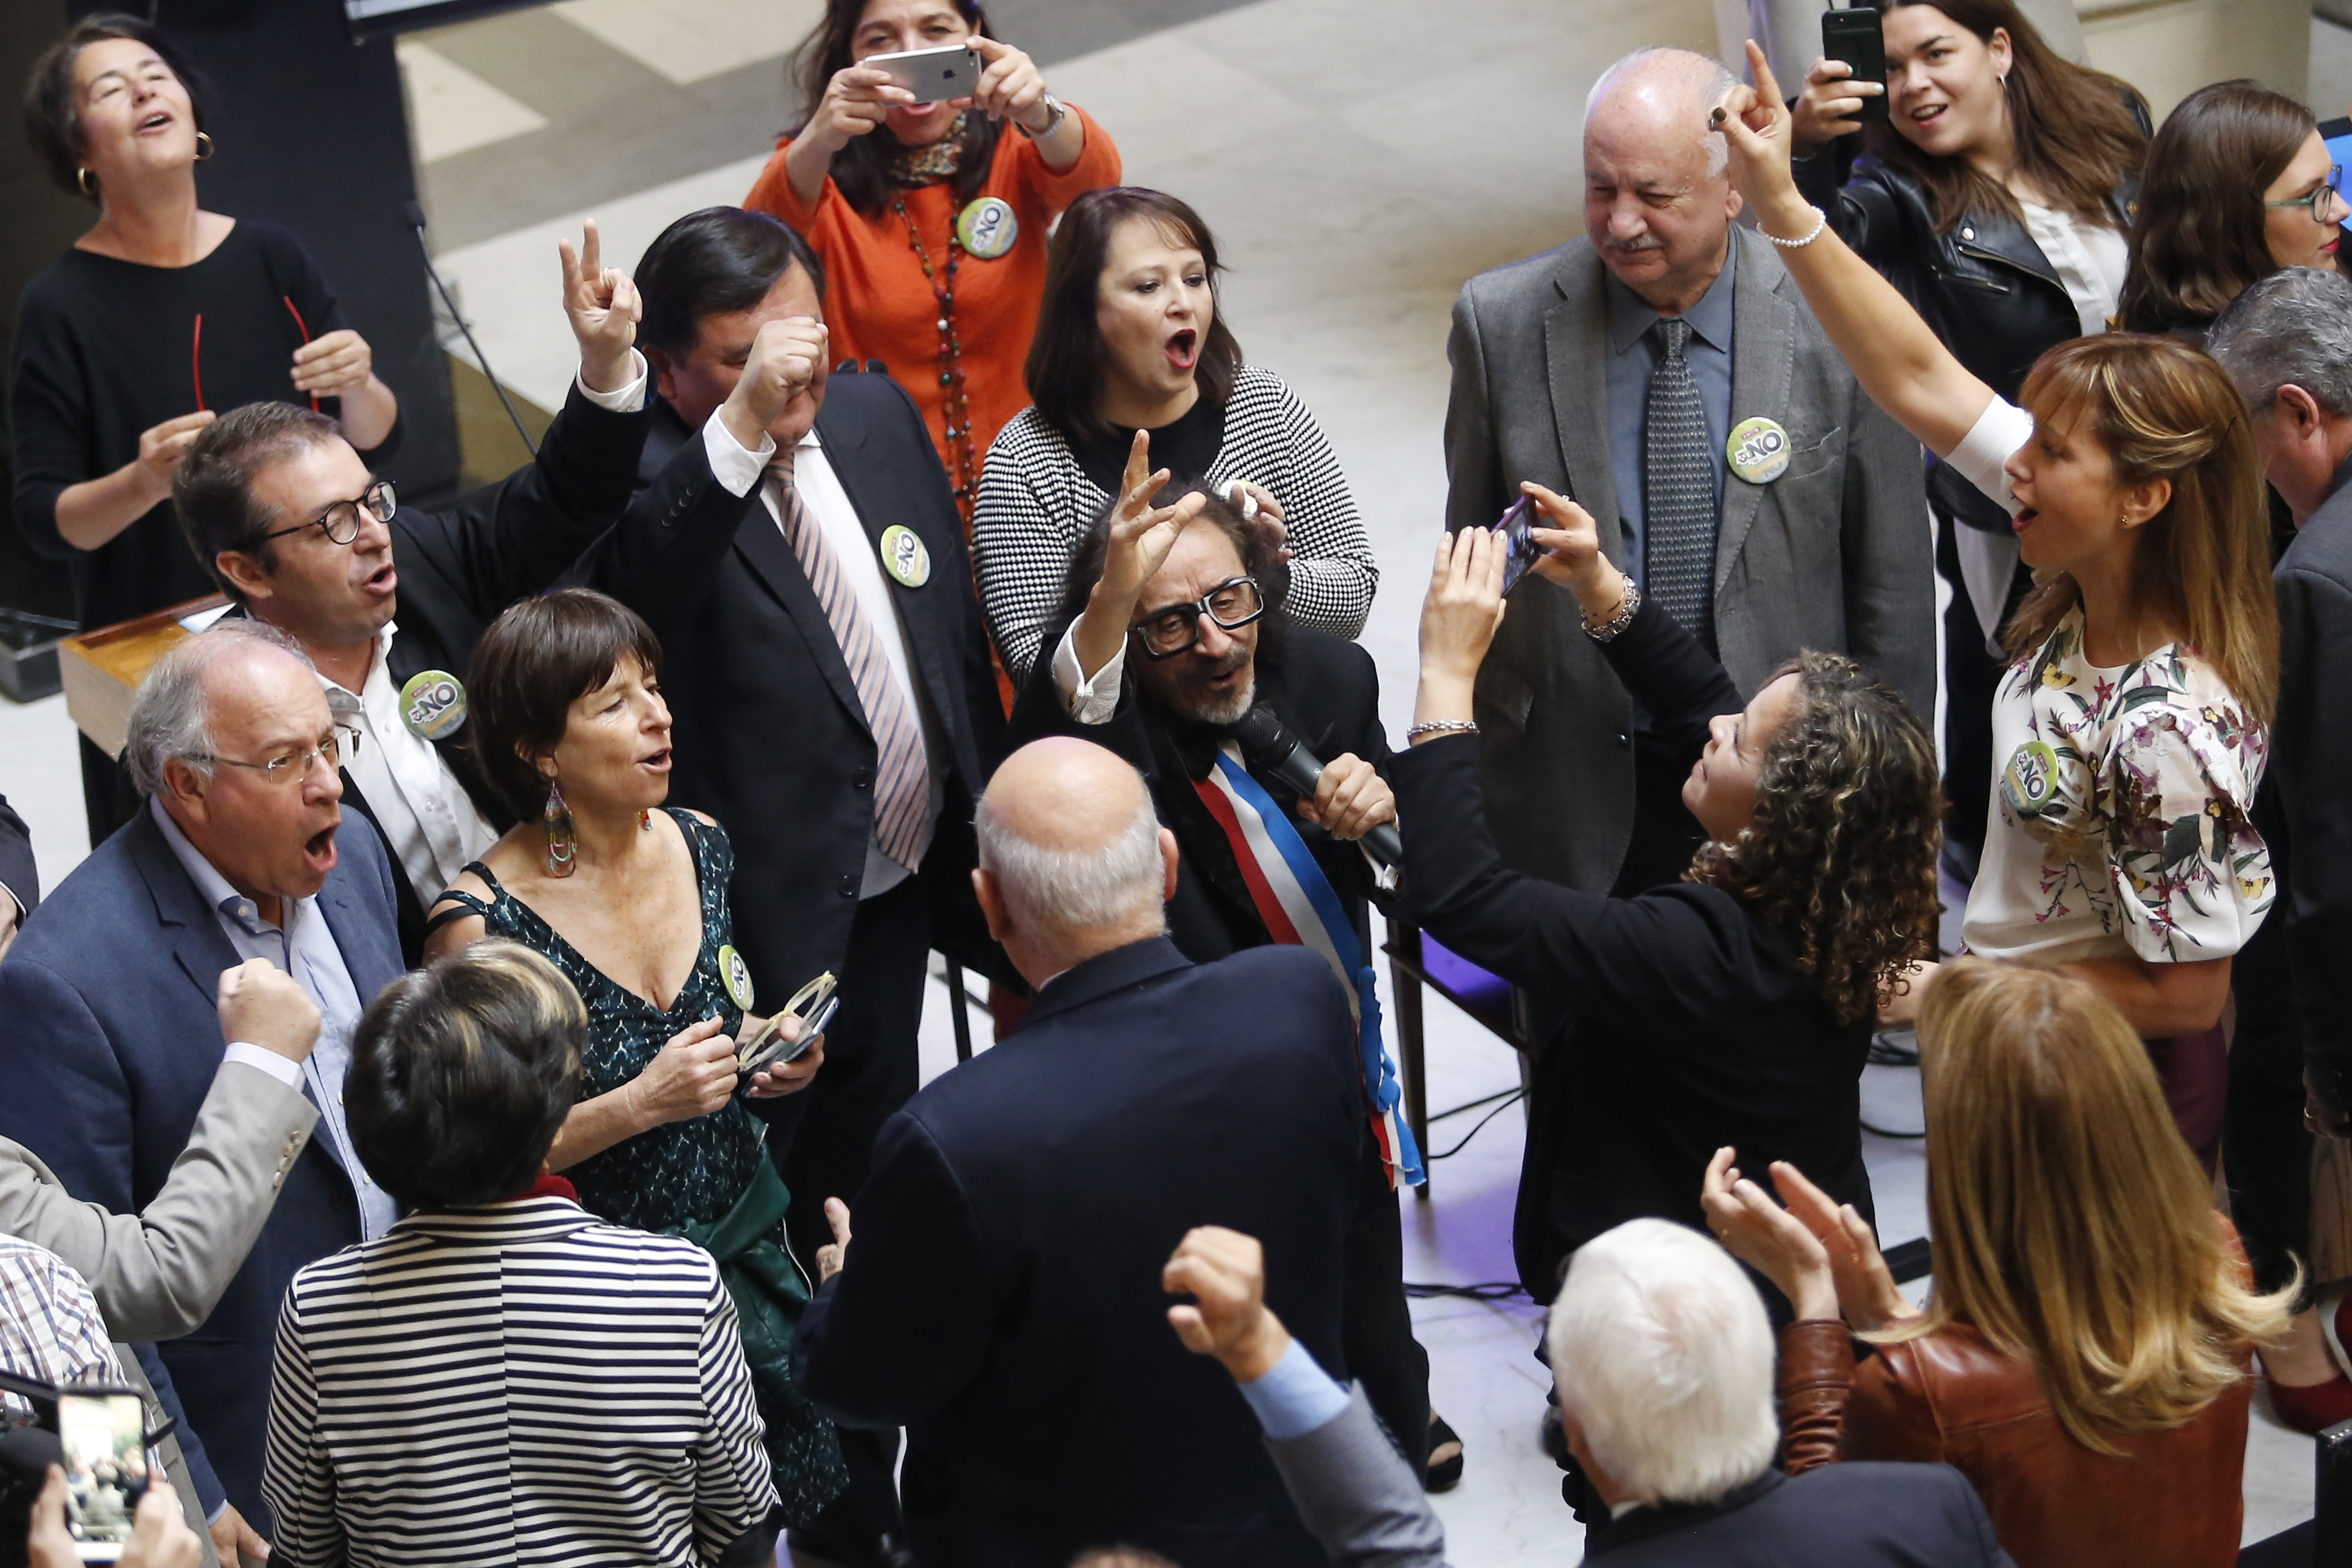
2,1059,317,1563
1264,1386,1449,1568
1443,226,1934,892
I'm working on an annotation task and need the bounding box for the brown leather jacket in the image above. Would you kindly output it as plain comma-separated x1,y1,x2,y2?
1778,1317,2251,1568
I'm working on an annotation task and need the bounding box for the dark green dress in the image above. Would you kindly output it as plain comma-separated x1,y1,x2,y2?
438,809,847,1523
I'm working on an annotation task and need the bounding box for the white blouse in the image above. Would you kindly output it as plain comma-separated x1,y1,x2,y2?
2015,200,2130,338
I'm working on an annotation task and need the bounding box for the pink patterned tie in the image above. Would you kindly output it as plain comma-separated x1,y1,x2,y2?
768,455,931,871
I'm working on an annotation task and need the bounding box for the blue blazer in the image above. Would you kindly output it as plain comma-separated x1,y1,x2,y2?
0,804,403,1528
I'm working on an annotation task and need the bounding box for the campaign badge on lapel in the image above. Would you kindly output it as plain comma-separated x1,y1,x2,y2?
956,196,1018,259
1726,416,1792,484
398,671,467,741
880,524,933,588
716,944,755,1011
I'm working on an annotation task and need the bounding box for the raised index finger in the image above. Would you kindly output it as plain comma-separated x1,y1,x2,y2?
557,236,583,296
1744,39,1785,111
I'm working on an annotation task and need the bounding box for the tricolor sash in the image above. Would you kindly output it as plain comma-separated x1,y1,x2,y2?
1193,744,1426,1189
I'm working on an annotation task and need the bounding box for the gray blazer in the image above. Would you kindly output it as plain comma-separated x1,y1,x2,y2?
1,1059,318,1563
1264,1386,1449,1568
1443,226,1934,892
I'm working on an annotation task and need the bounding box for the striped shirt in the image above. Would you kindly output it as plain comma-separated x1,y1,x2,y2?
0,1235,117,1418
974,365,1379,680
262,1197,773,1567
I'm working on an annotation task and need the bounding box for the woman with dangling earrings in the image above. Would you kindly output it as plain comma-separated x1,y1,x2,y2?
1784,0,2149,898
424,588,851,1529
12,12,401,847
744,0,1120,534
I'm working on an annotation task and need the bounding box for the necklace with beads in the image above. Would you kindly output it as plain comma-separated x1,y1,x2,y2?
889,196,977,520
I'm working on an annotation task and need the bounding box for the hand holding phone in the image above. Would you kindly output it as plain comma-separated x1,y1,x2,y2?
862,42,981,105
1495,497,1540,596
55,1389,151,1563
738,973,839,1081
1818,8,1890,126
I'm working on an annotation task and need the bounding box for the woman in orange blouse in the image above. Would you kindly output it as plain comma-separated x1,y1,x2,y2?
747,0,1119,520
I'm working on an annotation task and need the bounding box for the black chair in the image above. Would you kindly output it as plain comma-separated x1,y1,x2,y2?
1382,920,1537,1200
2236,1416,2352,1566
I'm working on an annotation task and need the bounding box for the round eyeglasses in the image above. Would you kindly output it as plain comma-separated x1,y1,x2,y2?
1128,575,1266,660
2263,165,2345,226
189,724,359,787
259,479,396,546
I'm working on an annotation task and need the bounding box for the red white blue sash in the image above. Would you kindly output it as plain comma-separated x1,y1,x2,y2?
1192,745,1426,1189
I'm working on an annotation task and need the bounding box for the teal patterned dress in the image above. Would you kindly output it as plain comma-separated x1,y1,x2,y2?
437,809,847,1523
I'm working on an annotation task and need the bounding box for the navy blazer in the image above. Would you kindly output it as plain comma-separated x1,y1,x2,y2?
792,937,1373,1568
0,805,403,1528
1583,1464,2014,1566
583,376,1013,1010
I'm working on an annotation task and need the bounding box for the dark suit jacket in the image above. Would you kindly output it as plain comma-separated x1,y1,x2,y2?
1004,622,1388,962
0,793,34,918
321,379,651,961
585,380,1011,1005
1392,598,1873,1302
792,938,1372,1568
1583,1465,2014,1566
1444,227,1934,894
2273,463,2352,1112
0,806,403,1527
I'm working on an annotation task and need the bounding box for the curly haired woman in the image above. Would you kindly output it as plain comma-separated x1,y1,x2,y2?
1398,507,1943,1314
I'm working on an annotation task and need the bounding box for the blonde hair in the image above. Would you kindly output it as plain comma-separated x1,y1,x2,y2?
1881,959,2294,1451
2002,334,2280,727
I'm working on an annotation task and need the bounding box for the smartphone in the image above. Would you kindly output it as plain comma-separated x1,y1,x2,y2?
863,42,980,105
1820,6,1890,124
56,1389,149,1563
1495,496,1540,595
738,974,839,1079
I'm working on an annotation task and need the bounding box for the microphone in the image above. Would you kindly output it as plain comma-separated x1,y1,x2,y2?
1231,705,1404,869
403,200,537,456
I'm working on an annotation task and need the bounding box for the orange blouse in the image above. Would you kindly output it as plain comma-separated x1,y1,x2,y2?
744,110,1120,509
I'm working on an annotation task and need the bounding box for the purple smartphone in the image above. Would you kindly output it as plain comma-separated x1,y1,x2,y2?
1495,496,1540,594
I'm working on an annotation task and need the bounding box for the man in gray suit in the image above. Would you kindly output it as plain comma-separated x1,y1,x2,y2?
1444,46,1932,904
1,958,320,1567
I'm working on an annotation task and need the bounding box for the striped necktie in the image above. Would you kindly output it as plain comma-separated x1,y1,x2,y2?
767,454,931,872
1642,317,1718,651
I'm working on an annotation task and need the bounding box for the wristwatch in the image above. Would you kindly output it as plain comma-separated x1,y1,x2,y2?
1016,92,1067,140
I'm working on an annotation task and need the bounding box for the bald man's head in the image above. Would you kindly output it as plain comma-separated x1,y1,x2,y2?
976,739,1169,960
1582,47,1743,316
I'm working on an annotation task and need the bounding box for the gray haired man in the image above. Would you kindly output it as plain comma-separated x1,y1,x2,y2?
0,619,405,1553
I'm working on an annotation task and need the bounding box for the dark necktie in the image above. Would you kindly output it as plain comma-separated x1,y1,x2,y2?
1642,317,1716,650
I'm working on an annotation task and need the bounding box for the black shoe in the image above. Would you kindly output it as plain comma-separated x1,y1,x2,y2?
1426,1411,1465,1492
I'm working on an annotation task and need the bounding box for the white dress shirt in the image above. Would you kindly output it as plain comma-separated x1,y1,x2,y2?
150,799,395,1240
318,356,651,906
1050,623,1125,726
702,412,945,897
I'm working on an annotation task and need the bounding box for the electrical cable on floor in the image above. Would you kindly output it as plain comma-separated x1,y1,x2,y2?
1424,1084,1521,1124
1867,1030,1920,1068
1404,1280,1529,1301
1424,1089,1525,1160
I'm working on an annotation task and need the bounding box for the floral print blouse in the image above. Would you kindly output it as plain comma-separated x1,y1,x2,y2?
1962,608,2272,965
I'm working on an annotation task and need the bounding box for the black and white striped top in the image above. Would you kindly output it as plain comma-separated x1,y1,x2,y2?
262,1196,773,1567
974,366,1380,680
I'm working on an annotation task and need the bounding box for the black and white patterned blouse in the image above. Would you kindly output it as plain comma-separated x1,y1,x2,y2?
973,365,1379,679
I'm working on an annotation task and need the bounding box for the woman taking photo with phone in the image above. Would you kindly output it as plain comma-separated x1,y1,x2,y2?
1717,42,2275,1166
1786,0,2148,886
2118,80,2347,339
745,0,1119,521
13,12,401,843
974,186,1379,681
1400,500,1941,1317
422,589,846,1529
1702,959,2293,1568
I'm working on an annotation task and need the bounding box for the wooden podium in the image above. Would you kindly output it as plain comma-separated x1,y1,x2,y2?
58,596,229,761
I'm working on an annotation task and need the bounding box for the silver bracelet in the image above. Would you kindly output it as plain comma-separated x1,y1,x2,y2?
1015,93,1067,140
1583,579,1642,642
1760,206,1828,249
1406,720,1480,742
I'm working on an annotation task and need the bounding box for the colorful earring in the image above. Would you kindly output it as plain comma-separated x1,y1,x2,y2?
543,781,577,877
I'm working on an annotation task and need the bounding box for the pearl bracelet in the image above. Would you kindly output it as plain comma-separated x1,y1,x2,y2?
1760,206,1829,248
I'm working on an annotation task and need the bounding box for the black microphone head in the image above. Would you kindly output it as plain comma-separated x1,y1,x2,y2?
1229,704,1296,767
402,200,428,231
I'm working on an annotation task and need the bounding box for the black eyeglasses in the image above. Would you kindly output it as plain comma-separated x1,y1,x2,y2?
2264,165,2345,225
1128,575,1266,660
189,724,359,787
259,479,396,546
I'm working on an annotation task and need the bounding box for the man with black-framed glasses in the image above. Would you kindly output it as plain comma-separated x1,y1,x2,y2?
168,223,651,963
1004,450,1445,1496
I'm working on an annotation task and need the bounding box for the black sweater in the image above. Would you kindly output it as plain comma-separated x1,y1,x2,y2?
10,219,400,630
1391,597,1873,1302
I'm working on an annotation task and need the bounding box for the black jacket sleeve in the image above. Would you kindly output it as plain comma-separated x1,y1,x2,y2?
582,419,764,638
401,378,653,623
1591,595,1745,764
2277,563,2352,1111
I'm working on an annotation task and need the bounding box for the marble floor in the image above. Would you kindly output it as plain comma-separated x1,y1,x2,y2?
0,0,2327,1558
